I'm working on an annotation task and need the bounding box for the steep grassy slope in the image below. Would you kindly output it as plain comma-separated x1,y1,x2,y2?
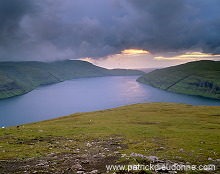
0,103,219,173
137,60,220,99
0,60,144,99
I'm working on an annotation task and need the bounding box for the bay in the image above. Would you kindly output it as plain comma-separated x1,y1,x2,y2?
1,76,220,127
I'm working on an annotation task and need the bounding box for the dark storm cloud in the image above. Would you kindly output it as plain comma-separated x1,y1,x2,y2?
0,0,220,61
127,0,220,54
0,0,39,60
0,0,34,37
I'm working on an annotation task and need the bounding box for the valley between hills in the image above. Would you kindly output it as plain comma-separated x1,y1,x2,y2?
0,60,220,173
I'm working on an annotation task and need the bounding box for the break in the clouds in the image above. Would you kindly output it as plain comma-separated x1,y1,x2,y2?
0,0,220,61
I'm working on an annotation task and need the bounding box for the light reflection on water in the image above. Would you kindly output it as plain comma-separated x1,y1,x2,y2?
0,76,220,127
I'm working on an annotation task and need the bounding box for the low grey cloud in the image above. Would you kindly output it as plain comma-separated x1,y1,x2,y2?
0,0,220,61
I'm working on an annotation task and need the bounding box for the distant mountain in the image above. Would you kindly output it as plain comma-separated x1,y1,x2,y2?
137,60,220,99
0,60,144,99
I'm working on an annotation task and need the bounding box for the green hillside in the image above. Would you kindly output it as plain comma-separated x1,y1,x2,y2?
0,60,144,99
0,103,219,173
137,60,220,99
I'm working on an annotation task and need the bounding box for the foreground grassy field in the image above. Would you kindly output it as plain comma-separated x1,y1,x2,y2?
0,103,219,173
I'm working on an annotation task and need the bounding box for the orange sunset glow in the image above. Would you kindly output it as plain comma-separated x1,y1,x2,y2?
121,49,149,54
155,52,220,60
79,50,220,69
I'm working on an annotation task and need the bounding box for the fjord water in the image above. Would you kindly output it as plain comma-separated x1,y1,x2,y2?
1,76,220,127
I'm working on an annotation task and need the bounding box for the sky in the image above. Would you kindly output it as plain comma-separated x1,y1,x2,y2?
0,0,220,68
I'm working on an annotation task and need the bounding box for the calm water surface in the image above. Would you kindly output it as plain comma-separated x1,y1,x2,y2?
1,76,220,127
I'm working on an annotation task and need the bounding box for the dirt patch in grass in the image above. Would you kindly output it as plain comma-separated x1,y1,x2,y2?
0,136,129,174
211,115,220,117
130,122,160,125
